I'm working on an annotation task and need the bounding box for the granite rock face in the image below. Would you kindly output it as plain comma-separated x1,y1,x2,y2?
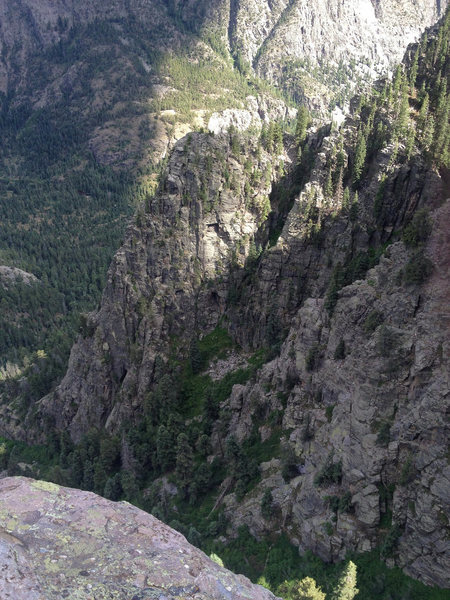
2,0,449,591
0,476,277,599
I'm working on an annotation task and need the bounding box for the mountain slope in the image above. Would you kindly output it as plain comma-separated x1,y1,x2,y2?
0,1,449,594
0,0,444,395
6,13,448,589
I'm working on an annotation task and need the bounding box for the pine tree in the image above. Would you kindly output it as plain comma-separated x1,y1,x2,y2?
331,561,358,600
409,46,419,91
156,424,176,471
261,489,274,519
432,81,450,166
395,79,410,139
295,105,310,146
121,470,139,499
405,123,415,160
104,473,122,500
295,577,326,600
352,131,366,185
274,122,283,154
334,168,344,206
342,187,350,210
175,433,194,494
266,123,275,152
392,65,403,99
422,114,435,155
324,167,333,198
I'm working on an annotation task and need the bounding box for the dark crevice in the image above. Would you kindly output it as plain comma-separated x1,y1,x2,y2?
228,0,240,52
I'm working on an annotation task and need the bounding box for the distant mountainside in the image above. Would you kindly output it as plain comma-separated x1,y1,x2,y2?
0,0,445,112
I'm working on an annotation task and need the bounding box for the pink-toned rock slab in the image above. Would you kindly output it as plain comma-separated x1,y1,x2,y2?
0,477,278,600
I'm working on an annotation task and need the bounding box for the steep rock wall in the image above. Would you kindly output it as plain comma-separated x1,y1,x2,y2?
37,131,283,441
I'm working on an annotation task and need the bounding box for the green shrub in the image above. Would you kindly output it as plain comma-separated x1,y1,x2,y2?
324,492,352,514
261,489,274,520
314,454,343,486
380,523,402,557
323,521,334,536
334,339,346,360
376,422,391,447
325,405,335,423
306,345,321,371
402,209,432,247
363,310,383,333
403,251,433,284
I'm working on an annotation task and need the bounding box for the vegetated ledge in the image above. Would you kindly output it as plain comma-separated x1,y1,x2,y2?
0,476,277,600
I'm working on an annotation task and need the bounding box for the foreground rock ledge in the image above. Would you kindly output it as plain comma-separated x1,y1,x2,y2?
0,477,277,600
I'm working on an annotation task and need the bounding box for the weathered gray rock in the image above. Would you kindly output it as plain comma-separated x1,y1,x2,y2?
0,476,278,599
0,266,38,287
34,130,283,441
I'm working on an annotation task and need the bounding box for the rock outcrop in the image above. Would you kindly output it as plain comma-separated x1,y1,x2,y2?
32,124,449,588
0,476,277,599
0,266,38,286
37,130,285,440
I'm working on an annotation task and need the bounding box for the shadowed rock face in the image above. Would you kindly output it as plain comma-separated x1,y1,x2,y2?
0,477,277,600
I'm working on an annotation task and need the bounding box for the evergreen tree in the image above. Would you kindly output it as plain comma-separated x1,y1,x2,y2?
156,424,176,471
324,167,333,198
422,114,435,156
121,470,139,499
432,81,450,166
296,577,326,600
409,45,419,91
418,92,429,136
334,168,344,206
405,123,415,160
104,473,122,500
342,187,350,210
175,433,194,494
295,105,310,146
349,190,359,222
82,462,94,490
261,489,274,519
352,131,366,185
274,122,283,154
395,79,409,139
331,561,358,600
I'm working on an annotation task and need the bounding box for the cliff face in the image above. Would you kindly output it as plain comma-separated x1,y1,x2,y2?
0,476,277,599
33,123,449,590
37,130,285,439
226,0,445,111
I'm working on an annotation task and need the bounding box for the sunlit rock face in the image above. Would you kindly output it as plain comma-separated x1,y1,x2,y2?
227,0,445,111
0,476,278,599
